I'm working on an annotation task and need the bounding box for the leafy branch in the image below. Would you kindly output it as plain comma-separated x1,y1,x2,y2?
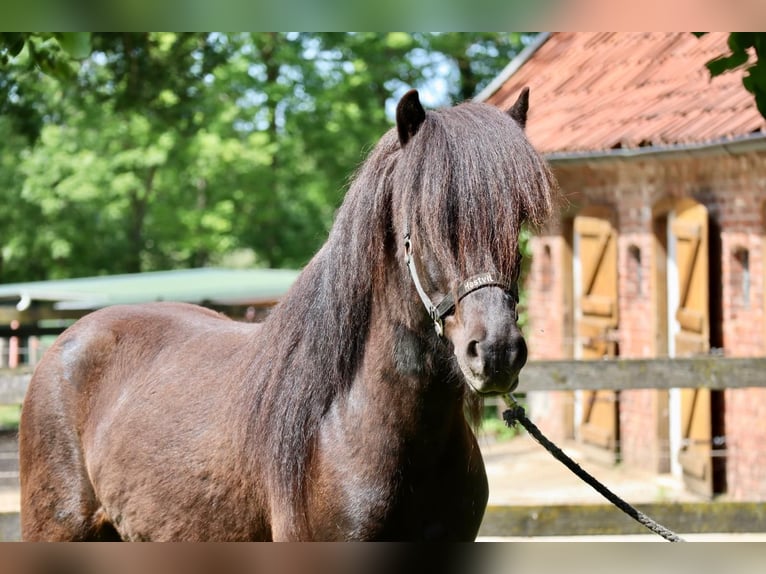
695,32,766,119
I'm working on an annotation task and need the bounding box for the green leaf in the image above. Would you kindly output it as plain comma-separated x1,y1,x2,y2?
1,33,26,57
706,51,749,77
55,33,91,60
755,91,766,121
728,32,756,54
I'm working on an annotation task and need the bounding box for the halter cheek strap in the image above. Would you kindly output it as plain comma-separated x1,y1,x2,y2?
404,234,515,337
404,235,442,334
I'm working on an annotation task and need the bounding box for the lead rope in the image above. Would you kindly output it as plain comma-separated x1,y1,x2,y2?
501,394,685,542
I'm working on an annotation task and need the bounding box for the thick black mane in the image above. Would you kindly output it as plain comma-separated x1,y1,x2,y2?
248,100,556,529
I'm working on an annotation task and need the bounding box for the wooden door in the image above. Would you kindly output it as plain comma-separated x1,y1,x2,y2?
669,201,719,497
574,206,619,460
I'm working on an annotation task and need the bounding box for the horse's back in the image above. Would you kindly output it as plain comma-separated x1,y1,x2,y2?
23,302,242,427
19,302,266,541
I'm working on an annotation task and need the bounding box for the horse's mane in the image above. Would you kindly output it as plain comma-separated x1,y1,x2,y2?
247,100,556,532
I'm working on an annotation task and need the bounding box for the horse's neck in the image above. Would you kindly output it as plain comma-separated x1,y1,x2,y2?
352,302,466,444
343,234,463,419
261,226,463,427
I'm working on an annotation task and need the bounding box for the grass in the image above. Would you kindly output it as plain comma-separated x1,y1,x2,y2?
479,415,519,442
477,394,528,442
0,405,21,431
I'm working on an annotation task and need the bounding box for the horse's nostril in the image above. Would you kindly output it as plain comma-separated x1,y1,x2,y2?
467,340,479,359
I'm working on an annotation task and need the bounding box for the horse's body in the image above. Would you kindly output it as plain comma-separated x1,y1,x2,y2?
19,89,555,541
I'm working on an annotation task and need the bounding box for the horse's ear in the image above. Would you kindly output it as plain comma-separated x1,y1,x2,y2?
508,87,529,129
396,89,426,146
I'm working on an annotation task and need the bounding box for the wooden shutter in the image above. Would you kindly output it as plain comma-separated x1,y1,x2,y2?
574,206,619,458
671,203,709,356
670,201,719,497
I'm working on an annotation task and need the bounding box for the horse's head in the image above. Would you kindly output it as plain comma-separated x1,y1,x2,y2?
392,88,555,396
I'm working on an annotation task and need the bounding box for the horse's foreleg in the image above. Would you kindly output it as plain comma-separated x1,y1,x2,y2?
19,364,120,541
19,430,120,540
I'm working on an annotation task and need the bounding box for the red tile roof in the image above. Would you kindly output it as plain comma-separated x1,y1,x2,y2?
482,33,766,155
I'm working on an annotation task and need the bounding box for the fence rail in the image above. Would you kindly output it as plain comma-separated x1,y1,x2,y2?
3,356,766,405
517,356,766,392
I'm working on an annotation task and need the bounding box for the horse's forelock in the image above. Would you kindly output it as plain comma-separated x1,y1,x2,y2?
394,102,555,281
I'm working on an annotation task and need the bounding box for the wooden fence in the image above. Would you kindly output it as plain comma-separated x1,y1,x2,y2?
517,356,766,391
5,356,766,404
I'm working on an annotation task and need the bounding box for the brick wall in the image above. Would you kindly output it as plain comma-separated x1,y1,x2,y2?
523,231,573,441
725,388,766,500
524,150,766,499
619,389,670,473
526,233,569,362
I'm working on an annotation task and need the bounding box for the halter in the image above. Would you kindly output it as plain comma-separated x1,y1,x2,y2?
403,233,515,337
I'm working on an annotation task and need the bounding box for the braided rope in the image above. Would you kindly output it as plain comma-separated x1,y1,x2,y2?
502,398,685,542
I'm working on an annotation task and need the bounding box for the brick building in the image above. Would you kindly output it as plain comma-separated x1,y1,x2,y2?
479,33,766,500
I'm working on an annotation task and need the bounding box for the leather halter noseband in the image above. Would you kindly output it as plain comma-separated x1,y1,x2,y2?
404,233,515,337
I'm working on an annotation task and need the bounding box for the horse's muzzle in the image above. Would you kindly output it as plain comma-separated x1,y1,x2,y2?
463,332,527,395
445,289,527,395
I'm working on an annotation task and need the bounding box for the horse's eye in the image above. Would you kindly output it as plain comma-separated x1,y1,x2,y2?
503,284,520,305
424,258,446,291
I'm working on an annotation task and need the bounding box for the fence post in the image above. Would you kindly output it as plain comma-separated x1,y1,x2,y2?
7,321,19,369
28,336,40,366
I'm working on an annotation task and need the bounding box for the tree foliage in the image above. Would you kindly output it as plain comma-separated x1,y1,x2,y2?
695,32,766,119
0,32,530,281
0,32,91,77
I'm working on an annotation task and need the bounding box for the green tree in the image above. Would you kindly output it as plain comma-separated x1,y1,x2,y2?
0,32,531,280
0,32,91,79
414,32,528,103
231,32,530,266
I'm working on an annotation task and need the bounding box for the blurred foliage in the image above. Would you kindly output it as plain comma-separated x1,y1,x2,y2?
479,414,519,442
0,32,91,70
0,32,532,280
0,404,21,431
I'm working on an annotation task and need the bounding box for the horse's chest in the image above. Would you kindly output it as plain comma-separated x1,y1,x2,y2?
310,424,484,540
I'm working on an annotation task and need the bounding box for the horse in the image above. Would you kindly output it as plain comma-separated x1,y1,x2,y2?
19,88,555,541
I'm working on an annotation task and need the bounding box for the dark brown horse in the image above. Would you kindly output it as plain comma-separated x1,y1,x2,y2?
19,89,555,541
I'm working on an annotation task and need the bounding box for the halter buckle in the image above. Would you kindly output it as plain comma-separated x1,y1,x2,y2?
431,311,444,337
